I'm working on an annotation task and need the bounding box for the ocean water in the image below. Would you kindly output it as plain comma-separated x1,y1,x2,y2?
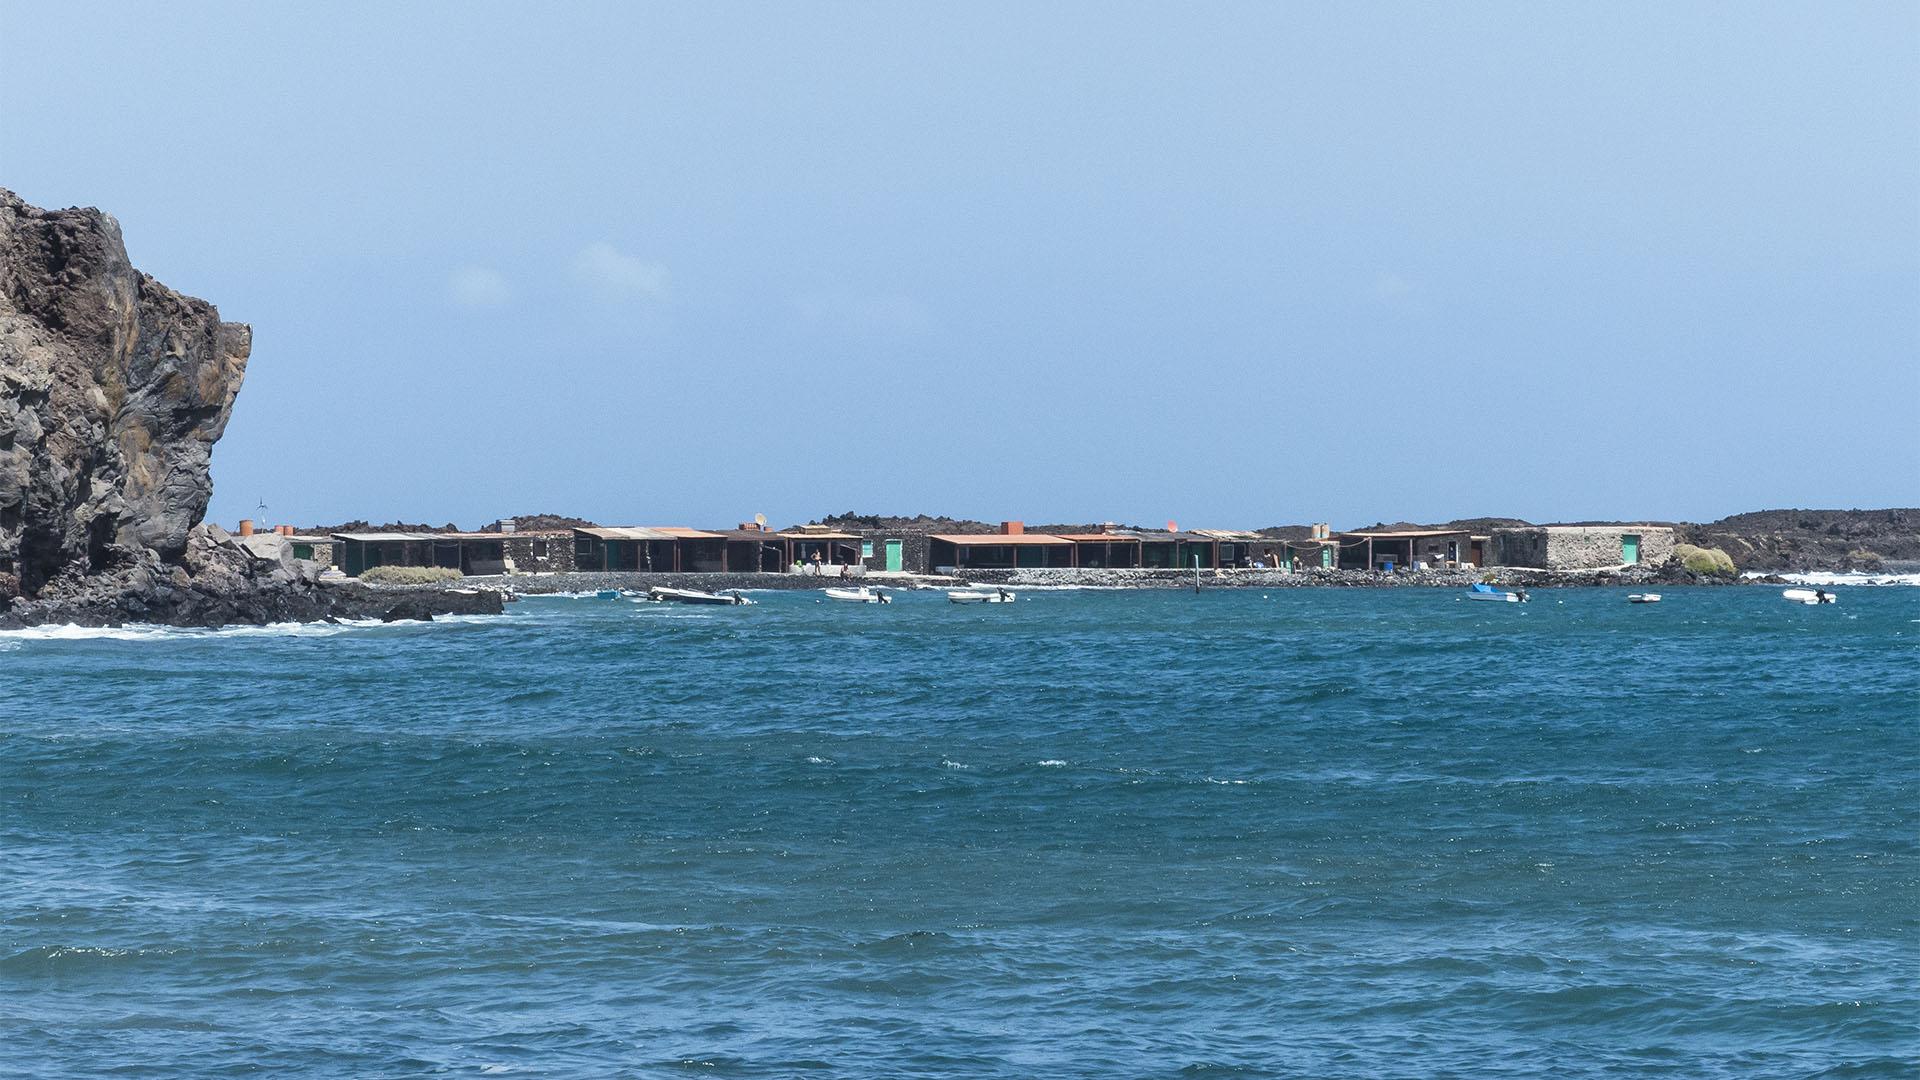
4,586,1916,1079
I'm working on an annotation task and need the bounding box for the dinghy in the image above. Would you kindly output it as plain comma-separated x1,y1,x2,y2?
1782,588,1837,605
1465,582,1528,603
1628,593,1661,604
948,588,1015,604
823,586,890,604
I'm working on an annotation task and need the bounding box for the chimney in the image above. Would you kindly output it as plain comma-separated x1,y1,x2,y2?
1000,521,1023,535
738,522,762,531
238,519,254,536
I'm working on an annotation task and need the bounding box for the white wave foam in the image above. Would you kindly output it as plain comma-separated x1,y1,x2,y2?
1750,570,1920,587
0,613,503,644
1037,759,1067,767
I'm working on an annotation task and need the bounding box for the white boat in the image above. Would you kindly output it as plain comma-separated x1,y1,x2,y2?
648,586,755,606
1465,583,1528,603
823,586,890,604
1628,593,1661,604
949,588,1015,604
1782,588,1837,605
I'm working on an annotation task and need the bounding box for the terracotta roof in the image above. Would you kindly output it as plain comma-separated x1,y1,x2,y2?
929,533,1073,545
1053,533,1143,542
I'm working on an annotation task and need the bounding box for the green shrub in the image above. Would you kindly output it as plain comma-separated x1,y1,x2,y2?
358,565,464,584
1674,544,1735,576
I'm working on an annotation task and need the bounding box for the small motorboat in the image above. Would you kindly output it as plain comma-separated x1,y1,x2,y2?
649,586,755,606
823,586,890,604
1628,593,1661,604
1465,582,1528,603
594,589,623,600
948,588,1015,604
1783,588,1837,605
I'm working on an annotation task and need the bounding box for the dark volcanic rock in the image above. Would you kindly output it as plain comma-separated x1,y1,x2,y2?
0,522,503,628
1,188,250,595
0,190,506,629
1681,508,1920,572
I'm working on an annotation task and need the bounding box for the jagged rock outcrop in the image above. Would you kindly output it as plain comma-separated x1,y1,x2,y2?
0,190,495,627
1,187,249,596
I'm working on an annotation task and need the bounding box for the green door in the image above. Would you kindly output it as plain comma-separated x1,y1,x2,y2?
885,540,903,572
1622,534,1640,564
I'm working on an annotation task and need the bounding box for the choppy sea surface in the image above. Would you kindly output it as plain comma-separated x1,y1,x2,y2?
5,586,1916,1079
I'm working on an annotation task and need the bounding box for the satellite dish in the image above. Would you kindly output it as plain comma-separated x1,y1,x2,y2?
754,513,767,527
1165,520,1178,533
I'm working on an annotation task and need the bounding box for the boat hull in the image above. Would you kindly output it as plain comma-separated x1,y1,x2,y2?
649,587,754,605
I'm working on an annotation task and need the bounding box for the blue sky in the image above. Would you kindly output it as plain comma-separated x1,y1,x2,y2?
4,2,1914,530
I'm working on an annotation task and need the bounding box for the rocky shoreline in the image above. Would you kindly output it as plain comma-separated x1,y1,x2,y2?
0,524,501,629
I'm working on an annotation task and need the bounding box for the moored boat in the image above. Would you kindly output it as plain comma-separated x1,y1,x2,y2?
1465,582,1528,603
824,586,890,604
1628,593,1661,604
1782,588,1837,605
648,586,755,605
948,588,1015,604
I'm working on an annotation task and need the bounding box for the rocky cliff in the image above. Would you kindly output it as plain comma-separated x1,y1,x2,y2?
0,190,496,627
0,188,249,597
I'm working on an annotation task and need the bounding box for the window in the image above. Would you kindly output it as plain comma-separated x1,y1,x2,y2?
532,540,549,558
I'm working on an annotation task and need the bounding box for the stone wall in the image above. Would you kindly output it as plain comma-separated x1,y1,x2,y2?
459,571,881,595
856,530,933,574
503,532,574,574
1492,526,1675,569
1549,526,1672,569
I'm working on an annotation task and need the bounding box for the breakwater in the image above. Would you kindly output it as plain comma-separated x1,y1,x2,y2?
450,563,1731,596
958,564,1720,589
454,571,952,595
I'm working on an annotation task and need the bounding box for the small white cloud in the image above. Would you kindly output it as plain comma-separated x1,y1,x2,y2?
572,242,668,304
448,266,512,309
